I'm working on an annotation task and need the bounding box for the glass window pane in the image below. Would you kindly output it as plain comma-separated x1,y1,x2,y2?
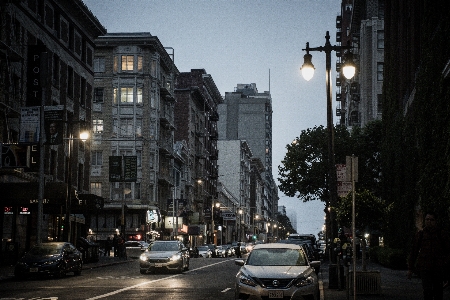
121,55,134,71
137,88,142,103
137,56,143,72
121,87,133,103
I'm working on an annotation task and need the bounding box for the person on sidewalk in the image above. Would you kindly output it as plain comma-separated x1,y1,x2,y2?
104,237,112,257
407,211,450,300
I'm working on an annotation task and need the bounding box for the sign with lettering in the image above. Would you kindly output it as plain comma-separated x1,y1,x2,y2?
27,46,47,106
19,107,40,143
123,156,137,182
109,156,122,182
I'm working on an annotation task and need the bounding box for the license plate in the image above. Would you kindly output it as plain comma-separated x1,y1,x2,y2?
268,291,283,298
30,267,38,273
154,263,163,267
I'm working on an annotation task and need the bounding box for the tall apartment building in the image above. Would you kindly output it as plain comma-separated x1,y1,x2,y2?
218,83,278,240
174,69,222,245
89,32,179,242
0,0,106,256
217,140,252,242
336,0,384,128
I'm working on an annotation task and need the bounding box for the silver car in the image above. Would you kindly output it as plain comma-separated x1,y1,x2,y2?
125,241,149,258
139,241,189,274
235,243,320,300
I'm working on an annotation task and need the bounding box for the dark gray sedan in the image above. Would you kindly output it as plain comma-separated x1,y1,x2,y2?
139,240,189,274
14,242,82,279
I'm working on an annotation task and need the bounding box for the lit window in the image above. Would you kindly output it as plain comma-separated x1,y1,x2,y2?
93,119,103,133
137,56,143,72
90,182,102,196
120,87,134,103
121,55,134,71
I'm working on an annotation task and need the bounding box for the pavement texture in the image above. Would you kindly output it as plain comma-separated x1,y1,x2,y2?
2,254,450,299
0,254,130,281
319,259,450,300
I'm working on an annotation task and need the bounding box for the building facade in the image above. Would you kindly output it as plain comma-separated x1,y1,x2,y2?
336,0,384,128
89,32,179,243
0,0,106,260
218,83,278,239
217,139,252,242
174,69,222,245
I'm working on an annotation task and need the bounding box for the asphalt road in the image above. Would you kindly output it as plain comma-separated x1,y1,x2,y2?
0,257,242,300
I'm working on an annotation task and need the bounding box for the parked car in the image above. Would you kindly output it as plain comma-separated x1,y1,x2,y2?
14,242,83,279
196,245,212,258
125,241,149,258
225,244,235,256
216,245,230,257
235,243,320,300
139,240,189,274
205,243,219,257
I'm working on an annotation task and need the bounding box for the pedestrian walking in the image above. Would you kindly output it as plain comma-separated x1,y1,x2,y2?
407,211,450,300
236,242,242,258
113,234,118,257
104,237,112,257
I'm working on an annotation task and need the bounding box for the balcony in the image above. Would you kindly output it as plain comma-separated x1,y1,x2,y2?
336,92,342,101
336,16,342,28
209,132,218,140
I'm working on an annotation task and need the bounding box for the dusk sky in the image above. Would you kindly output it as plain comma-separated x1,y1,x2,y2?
83,0,342,236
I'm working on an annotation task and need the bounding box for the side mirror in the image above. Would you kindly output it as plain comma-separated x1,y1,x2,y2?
235,259,245,266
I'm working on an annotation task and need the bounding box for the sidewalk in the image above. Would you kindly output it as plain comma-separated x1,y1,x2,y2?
0,254,131,281
319,259,450,299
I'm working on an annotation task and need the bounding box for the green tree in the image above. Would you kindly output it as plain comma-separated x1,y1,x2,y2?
277,121,382,203
336,189,387,233
277,125,352,204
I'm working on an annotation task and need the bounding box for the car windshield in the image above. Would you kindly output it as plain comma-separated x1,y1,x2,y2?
27,244,62,256
149,242,179,251
197,246,208,251
246,248,307,266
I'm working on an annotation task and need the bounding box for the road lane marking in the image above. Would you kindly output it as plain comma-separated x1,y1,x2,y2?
221,288,231,292
86,260,230,300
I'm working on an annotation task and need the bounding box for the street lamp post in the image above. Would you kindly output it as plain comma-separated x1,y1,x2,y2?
63,125,89,243
301,31,355,257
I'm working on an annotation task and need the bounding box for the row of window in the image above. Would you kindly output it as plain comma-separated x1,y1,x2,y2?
90,182,141,200
92,118,144,137
91,151,143,167
94,55,159,75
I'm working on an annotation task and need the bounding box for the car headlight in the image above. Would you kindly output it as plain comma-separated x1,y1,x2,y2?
170,254,181,261
238,272,257,287
140,254,148,262
294,276,315,287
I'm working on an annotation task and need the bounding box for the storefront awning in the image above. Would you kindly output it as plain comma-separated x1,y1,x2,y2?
0,182,77,206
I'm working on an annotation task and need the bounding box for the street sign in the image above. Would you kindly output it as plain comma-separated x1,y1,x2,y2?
336,164,347,182
221,212,236,221
337,181,352,197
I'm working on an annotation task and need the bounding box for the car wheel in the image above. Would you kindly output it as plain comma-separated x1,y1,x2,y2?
74,262,82,276
55,264,66,278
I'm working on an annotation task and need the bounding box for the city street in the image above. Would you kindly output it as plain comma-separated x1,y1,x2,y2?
0,257,241,300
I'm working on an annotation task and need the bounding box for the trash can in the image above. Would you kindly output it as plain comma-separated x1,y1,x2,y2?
329,263,345,289
5,242,19,265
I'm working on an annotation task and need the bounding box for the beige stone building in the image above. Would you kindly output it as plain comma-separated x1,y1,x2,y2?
89,32,179,242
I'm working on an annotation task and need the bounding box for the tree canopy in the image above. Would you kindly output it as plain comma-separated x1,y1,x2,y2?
277,120,382,204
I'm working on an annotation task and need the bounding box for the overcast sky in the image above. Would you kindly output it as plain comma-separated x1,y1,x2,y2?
82,0,341,236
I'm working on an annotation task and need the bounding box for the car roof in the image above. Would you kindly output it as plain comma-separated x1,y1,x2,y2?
252,243,302,250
